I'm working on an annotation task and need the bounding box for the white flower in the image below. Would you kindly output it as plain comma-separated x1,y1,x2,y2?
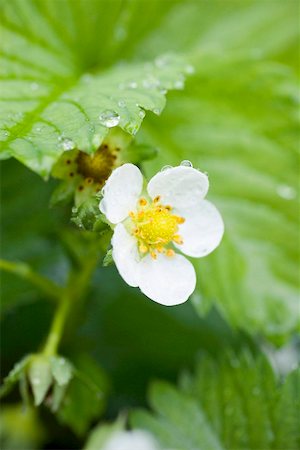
100,163,224,306
103,430,159,450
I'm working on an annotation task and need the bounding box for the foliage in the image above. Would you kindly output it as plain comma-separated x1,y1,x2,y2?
0,0,299,449
131,352,300,450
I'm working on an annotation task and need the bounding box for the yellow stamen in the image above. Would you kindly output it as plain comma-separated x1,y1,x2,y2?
173,235,183,245
139,198,148,206
130,196,185,257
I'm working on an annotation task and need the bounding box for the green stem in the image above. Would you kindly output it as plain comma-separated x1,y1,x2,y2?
0,258,61,302
43,290,71,356
42,247,100,356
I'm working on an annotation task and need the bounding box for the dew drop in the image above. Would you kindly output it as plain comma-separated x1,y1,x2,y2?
118,99,126,108
30,82,39,91
128,81,137,89
174,79,184,89
3,131,9,137
161,165,173,171
276,184,296,200
32,377,41,385
142,77,160,89
180,160,193,167
82,73,93,83
99,110,120,128
153,108,161,115
155,55,171,68
184,64,195,74
138,110,146,119
59,138,75,151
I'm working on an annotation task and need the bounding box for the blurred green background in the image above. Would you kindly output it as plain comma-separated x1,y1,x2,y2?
0,0,299,449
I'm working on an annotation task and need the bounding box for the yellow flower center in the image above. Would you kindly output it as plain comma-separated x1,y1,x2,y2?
130,196,185,259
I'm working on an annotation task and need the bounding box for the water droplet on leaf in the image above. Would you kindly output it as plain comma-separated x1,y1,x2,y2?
118,99,126,108
60,138,75,151
99,110,120,128
276,184,296,200
30,82,39,91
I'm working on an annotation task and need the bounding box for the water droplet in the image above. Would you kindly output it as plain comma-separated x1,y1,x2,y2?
184,64,195,74
153,108,161,115
180,160,193,167
159,88,167,95
142,77,160,89
30,82,39,91
36,127,41,132
139,110,146,119
59,137,75,151
276,184,296,200
3,131,9,137
99,110,120,128
82,73,93,83
118,99,126,108
101,186,106,196
174,79,184,89
32,377,41,385
128,81,137,89
155,55,171,68
161,165,173,171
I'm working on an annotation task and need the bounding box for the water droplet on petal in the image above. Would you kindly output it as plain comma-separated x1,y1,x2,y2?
161,165,173,172
276,184,296,200
180,160,193,167
99,110,120,128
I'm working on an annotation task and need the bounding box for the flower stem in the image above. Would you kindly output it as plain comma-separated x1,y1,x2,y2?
42,242,101,357
43,290,71,357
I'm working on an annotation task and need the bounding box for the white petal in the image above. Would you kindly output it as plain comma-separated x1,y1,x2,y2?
100,163,143,224
147,166,208,210
175,200,224,257
138,253,196,306
112,224,140,287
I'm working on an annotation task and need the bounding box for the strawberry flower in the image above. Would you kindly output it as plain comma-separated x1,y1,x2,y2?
100,163,224,306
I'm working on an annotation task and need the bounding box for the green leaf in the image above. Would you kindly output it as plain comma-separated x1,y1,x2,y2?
142,52,299,341
0,355,32,398
56,353,108,436
28,355,52,406
0,0,189,177
50,355,73,386
131,352,300,450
